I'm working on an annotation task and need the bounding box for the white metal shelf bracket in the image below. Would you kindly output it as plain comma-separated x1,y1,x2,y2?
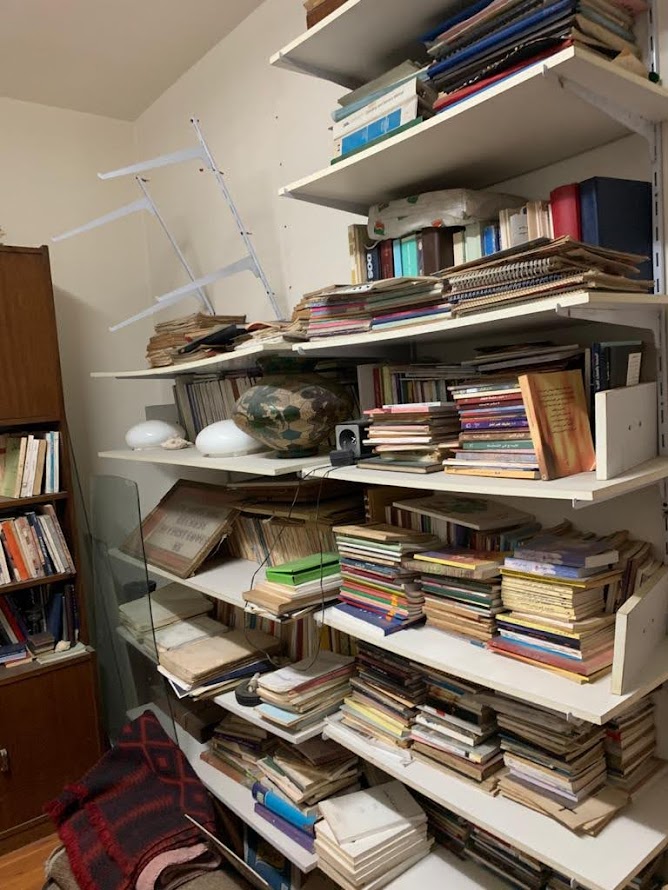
554,305,663,343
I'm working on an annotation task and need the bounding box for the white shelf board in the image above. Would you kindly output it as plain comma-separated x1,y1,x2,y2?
110,548,264,609
270,0,450,88
307,457,668,508
91,340,294,379
379,846,508,890
315,607,668,724
128,704,317,872
214,690,325,744
117,625,158,663
323,716,668,890
98,447,330,477
295,292,668,356
280,46,668,214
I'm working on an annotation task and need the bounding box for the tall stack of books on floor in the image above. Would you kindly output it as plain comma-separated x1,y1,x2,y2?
256,651,355,734
491,531,629,681
340,641,425,748
359,402,461,473
490,693,627,835
315,781,433,887
333,523,440,633
410,666,503,783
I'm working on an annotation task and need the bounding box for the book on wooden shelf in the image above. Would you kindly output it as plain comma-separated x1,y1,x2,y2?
0,583,78,668
0,431,61,499
0,505,74,585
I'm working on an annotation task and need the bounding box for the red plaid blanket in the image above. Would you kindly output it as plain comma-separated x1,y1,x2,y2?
45,710,215,890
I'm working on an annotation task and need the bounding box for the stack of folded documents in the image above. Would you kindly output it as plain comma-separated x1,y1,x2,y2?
404,548,505,642
341,642,425,748
333,523,440,633
204,714,276,787
315,782,433,889
157,627,280,700
410,666,503,783
256,651,355,733
259,740,360,810
118,583,213,638
244,553,342,619
490,693,628,835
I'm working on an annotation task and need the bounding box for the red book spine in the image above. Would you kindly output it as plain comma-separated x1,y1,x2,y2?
379,241,394,279
550,183,582,240
0,599,26,642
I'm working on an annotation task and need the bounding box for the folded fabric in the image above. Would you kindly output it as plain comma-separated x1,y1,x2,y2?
45,711,216,890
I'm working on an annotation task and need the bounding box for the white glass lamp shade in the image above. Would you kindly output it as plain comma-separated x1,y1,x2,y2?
195,420,265,457
125,420,185,450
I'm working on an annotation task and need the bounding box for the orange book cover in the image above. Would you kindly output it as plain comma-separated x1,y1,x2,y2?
519,370,595,481
0,521,29,581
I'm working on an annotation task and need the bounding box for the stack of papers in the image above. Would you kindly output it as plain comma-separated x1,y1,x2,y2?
256,651,355,732
315,782,433,890
259,741,360,808
341,642,425,748
410,665,502,783
490,693,628,835
119,583,213,636
244,553,342,619
158,628,280,700
604,698,665,794
205,714,276,788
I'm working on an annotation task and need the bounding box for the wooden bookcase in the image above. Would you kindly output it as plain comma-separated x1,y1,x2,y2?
0,245,102,854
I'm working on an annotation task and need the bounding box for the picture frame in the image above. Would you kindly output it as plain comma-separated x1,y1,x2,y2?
123,480,238,578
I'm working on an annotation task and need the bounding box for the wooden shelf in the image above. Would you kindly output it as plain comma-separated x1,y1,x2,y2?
0,646,92,686
91,340,294,380
130,703,318,872
99,447,330,478
323,715,668,890
307,457,668,508
214,690,325,744
270,0,448,87
295,292,668,356
0,492,68,509
315,607,668,724
0,571,75,596
280,46,668,214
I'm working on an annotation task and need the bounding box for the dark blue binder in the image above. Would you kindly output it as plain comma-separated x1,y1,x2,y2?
579,177,653,282
420,0,495,44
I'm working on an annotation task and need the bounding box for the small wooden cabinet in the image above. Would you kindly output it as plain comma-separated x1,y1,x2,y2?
0,246,102,853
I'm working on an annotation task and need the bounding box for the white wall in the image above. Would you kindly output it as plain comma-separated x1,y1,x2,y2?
0,98,167,503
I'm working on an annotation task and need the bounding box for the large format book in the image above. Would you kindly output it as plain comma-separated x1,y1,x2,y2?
579,177,652,281
519,370,595,480
393,494,533,531
318,781,426,844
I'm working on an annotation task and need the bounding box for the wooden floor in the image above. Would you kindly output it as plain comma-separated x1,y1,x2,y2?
0,834,58,890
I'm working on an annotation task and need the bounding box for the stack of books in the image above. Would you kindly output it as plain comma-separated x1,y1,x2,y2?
550,858,664,890
331,62,435,163
604,698,664,793
491,693,626,835
490,532,622,681
403,548,505,642
174,371,260,440
468,825,547,889
442,237,650,318
256,651,355,733
244,553,342,620
157,627,280,700
388,492,539,551
205,714,275,787
0,506,75,586
358,361,469,406
418,797,470,858
359,402,461,473
411,666,503,783
0,431,60,498
118,583,214,654
333,523,441,633
341,641,425,748
315,782,433,888
292,278,448,339
145,312,246,367
259,741,360,811
423,0,647,116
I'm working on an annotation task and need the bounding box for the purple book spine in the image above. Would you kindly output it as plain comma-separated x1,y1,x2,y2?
254,803,315,853
461,419,529,430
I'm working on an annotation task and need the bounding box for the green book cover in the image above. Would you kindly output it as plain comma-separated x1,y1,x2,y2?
1,437,22,498
461,441,533,451
265,552,339,586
